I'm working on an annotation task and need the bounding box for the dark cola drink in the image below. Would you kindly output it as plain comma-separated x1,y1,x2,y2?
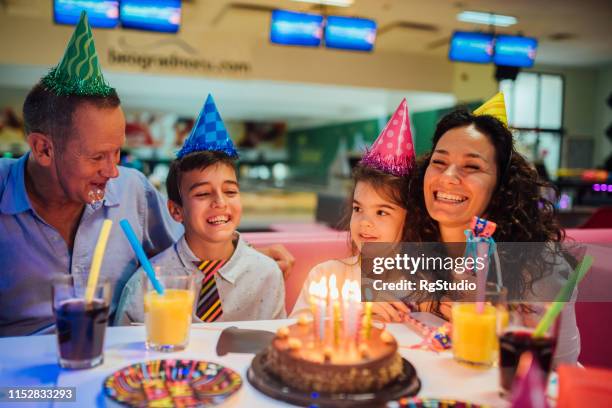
499,330,556,393
54,299,109,369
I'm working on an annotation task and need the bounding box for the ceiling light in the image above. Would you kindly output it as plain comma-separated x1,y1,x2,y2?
291,0,354,7
457,11,517,27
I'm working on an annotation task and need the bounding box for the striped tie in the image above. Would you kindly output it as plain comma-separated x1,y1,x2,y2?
194,260,226,322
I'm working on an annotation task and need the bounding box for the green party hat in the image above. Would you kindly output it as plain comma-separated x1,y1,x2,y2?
41,11,114,97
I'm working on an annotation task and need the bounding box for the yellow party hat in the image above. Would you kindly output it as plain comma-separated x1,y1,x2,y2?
473,92,507,126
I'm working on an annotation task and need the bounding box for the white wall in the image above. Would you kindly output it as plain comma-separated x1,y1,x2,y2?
452,63,498,104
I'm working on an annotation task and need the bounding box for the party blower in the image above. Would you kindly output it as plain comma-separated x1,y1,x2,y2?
452,216,505,367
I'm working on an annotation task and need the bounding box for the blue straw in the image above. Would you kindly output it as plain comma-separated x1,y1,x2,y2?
119,219,164,295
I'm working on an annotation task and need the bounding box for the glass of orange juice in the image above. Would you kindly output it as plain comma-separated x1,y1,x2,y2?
452,284,507,367
143,272,195,352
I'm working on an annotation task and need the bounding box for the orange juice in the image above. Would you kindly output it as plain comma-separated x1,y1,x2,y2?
144,289,194,350
452,303,498,366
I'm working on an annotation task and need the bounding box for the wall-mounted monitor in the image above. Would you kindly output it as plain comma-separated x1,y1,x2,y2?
120,0,182,33
54,0,119,28
494,35,538,68
448,31,494,63
324,16,376,52
270,10,324,47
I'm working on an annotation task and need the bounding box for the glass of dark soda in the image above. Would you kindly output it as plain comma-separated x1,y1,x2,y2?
499,304,558,395
52,275,111,369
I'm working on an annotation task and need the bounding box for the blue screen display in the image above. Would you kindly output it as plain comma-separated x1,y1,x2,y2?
120,0,182,33
54,0,119,28
270,10,324,47
449,31,494,63
324,16,376,52
494,35,538,67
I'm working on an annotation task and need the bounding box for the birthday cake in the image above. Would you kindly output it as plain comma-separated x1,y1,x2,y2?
264,320,403,394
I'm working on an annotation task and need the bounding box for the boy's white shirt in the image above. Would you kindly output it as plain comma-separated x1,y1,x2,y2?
290,256,360,318
114,232,286,325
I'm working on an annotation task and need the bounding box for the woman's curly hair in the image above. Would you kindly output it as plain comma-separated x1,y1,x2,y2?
404,110,567,304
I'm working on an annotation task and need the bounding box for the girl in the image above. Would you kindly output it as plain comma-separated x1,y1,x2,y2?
290,99,414,322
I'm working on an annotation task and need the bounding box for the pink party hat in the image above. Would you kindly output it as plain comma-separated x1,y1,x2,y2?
360,98,415,176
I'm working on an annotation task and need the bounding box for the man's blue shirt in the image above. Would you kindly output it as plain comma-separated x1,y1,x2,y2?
0,153,183,336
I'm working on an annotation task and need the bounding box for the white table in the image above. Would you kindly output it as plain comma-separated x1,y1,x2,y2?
0,319,507,407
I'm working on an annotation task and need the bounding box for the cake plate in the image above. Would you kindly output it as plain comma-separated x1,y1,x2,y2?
247,351,421,408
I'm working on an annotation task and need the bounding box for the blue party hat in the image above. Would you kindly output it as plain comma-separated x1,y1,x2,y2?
177,94,238,159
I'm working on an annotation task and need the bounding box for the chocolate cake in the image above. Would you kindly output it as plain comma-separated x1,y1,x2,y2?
264,321,403,394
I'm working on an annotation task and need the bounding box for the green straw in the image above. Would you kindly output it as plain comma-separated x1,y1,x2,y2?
533,255,593,338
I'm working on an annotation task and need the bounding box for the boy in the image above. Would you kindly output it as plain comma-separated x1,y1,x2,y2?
115,95,285,324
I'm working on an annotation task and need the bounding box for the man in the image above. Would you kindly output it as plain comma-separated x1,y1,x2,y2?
0,12,292,337
0,13,182,337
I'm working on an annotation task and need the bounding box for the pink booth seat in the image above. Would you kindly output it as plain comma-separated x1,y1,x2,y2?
242,231,351,315
269,222,337,233
565,228,612,368
244,228,612,367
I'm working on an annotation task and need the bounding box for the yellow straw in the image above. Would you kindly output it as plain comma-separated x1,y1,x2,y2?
85,219,113,303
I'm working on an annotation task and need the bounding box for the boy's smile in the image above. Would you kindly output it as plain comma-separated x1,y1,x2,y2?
207,214,231,225
170,162,242,260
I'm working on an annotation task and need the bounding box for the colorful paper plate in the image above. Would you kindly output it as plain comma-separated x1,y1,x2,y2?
386,397,489,407
104,359,242,407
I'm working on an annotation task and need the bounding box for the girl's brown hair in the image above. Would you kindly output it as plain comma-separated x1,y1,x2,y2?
338,164,409,254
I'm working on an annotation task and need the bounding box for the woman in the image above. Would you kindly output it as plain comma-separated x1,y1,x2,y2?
404,109,580,365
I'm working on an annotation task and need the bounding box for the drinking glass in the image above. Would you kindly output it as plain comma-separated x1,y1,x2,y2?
52,275,111,369
143,272,195,352
499,303,558,394
452,283,508,367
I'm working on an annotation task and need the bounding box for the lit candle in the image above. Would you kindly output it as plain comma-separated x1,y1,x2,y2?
341,280,351,345
352,281,362,344
319,276,327,344
331,279,340,347
363,301,372,340
309,281,321,342
328,274,337,343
